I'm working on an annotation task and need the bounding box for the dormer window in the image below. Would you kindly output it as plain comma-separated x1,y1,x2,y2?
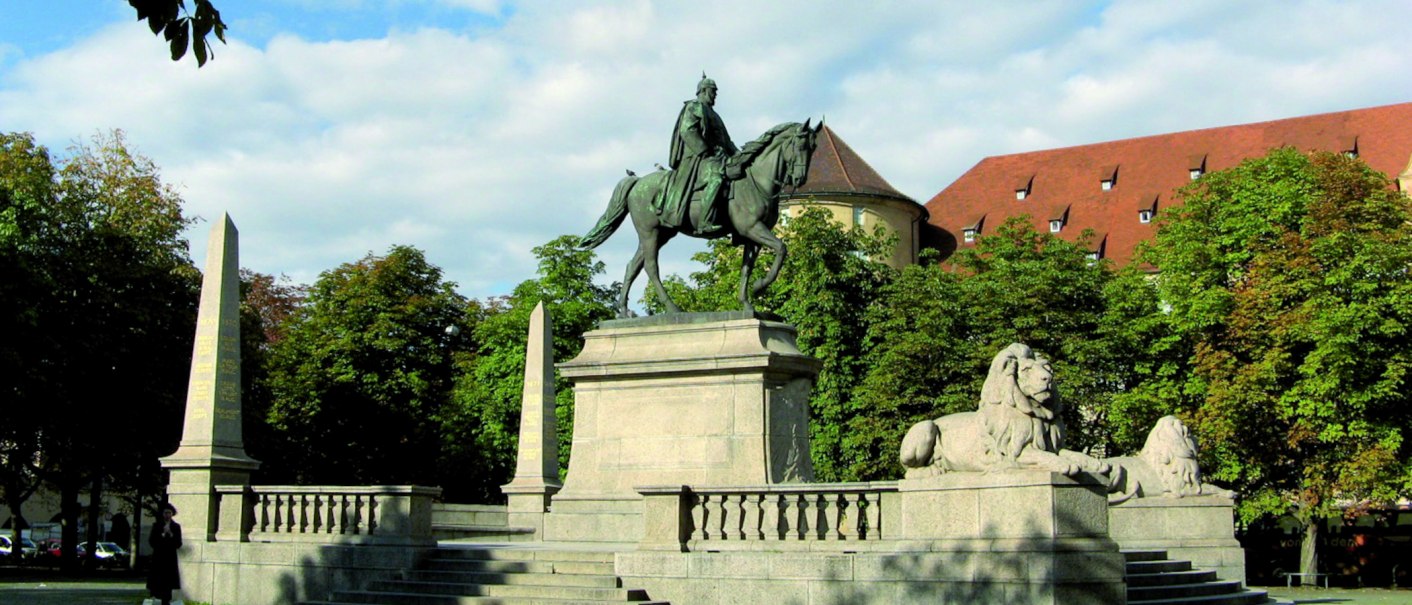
1340,135,1359,158
853,206,865,226
962,215,985,244
1048,205,1070,233
1188,154,1207,180
1086,234,1108,264
1014,174,1034,200
1138,194,1159,224
1100,165,1119,191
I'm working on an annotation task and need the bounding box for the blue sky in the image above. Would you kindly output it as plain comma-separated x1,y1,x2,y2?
2,1,1409,301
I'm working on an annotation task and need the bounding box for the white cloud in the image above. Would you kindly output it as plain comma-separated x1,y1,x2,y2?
3,0,1409,304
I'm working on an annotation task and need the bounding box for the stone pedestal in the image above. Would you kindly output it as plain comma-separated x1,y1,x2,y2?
543,313,820,542
1109,495,1246,585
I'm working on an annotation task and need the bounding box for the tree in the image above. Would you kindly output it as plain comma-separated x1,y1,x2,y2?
449,236,615,502
1139,148,1412,577
0,130,199,569
128,0,227,66
849,217,1151,480
262,246,473,488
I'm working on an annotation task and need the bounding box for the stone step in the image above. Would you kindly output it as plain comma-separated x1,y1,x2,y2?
435,548,618,563
1127,569,1220,587
1129,580,1245,601
1122,550,1170,562
434,525,539,542
425,557,616,576
1128,588,1273,605
363,580,649,601
1127,559,1194,574
309,594,667,605
409,570,622,588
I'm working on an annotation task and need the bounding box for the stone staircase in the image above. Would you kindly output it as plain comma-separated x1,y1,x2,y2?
1125,550,1286,605
300,545,667,605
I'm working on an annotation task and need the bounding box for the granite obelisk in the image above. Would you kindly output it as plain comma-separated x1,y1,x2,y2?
161,213,259,541
501,301,561,534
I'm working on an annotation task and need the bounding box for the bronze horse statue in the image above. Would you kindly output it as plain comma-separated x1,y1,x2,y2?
579,120,822,317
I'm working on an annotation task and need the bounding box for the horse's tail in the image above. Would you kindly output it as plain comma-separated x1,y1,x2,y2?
578,173,638,249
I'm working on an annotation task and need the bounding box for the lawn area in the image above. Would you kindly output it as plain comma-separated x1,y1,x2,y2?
1264,586,1412,604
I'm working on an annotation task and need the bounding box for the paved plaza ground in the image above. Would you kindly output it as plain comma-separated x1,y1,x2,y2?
3,565,1410,604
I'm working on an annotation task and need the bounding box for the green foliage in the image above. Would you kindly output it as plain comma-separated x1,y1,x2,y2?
0,130,198,566
129,0,227,66
263,246,473,488
1140,148,1412,526
448,236,615,502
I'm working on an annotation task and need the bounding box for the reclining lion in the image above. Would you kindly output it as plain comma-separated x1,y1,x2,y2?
1105,415,1234,503
899,343,1108,478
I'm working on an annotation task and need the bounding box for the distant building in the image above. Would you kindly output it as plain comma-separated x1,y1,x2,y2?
780,125,928,269
924,102,1412,266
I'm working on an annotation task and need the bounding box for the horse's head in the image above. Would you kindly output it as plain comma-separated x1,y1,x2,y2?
779,118,823,188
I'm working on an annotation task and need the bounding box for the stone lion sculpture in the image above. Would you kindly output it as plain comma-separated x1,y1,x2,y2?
1105,415,1233,503
898,343,1109,478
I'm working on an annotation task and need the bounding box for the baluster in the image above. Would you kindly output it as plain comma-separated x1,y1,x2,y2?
744,493,763,540
713,494,728,540
793,493,809,540
287,493,299,533
273,494,285,533
692,494,708,541
310,494,322,533
864,492,881,540
367,495,379,535
299,494,310,533
842,493,862,539
823,493,840,540
763,493,781,540
335,495,348,534
256,494,269,533
350,495,363,535
813,493,828,540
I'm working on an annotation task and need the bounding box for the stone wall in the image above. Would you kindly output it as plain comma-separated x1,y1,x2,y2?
1109,495,1246,585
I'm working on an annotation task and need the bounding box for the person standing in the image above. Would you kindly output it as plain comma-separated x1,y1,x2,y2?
147,503,182,605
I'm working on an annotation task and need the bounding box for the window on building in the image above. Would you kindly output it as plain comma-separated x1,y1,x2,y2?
778,210,790,227
853,206,865,226
1340,135,1359,158
1014,174,1034,200
1139,209,1153,224
1100,165,1119,191
1085,251,1100,263
1049,219,1063,233
1188,154,1207,180
963,228,977,243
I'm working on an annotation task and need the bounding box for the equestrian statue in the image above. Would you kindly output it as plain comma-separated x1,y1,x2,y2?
579,74,822,317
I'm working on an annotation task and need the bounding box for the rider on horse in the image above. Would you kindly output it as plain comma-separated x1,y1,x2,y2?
655,74,739,234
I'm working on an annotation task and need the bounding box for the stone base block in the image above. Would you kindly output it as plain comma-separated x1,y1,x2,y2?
899,471,1112,543
555,314,822,501
542,497,643,543
617,549,1126,605
1109,495,1245,584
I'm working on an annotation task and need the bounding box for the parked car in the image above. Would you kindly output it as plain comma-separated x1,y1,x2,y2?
76,541,130,568
36,538,62,559
0,535,38,560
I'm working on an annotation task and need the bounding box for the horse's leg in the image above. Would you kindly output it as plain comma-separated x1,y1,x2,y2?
738,242,759,313
617,246,645,318
741,221,787,295
642,228,681,313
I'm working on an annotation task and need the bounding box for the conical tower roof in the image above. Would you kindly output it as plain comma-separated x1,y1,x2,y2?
789,125,915,204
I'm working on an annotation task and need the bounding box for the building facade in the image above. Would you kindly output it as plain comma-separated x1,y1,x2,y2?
780,125,928,269
924,102,1412,266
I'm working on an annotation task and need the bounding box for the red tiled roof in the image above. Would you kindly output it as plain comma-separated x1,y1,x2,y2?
795,125,915,203
924,102,1412,266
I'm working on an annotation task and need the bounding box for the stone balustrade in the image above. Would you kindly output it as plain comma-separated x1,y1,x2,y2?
638,482,899,551
214,484,440,545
